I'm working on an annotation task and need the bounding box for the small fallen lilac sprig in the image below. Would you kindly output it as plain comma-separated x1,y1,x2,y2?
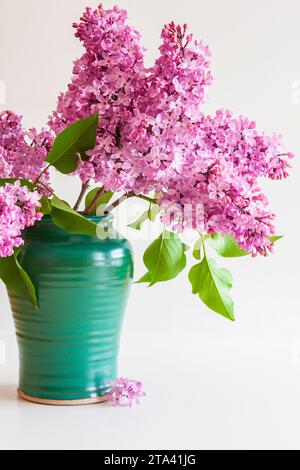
109,378,146,407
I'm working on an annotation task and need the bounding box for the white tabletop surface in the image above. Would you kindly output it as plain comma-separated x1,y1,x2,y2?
1,325,299,450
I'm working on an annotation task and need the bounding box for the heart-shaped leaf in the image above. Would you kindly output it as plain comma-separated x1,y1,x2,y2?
51,196,97,237
0,250,39,309
138,231,186,286
189,256,235,321
45,113,98,174
209,233,284,258
209,234,249,258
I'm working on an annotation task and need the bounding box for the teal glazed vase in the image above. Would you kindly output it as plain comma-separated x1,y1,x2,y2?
8,216,133,405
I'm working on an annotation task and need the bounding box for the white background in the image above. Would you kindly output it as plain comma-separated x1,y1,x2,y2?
0,0,300,450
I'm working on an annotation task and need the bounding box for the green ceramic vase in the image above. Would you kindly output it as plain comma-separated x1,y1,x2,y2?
8,216,133,404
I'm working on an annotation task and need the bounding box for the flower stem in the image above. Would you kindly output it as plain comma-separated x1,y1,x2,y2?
34,164,51,185
105,192,135,213
105,193,158,213
38,181,55,197
73,180,91,211
84,187,105,215
136,194,157,205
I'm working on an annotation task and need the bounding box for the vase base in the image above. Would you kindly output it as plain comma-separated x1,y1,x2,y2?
17,389,110,406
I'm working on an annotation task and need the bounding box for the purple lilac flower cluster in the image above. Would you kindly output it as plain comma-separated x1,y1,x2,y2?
109,377,145,407
48,4,292,257
0,111,52,183
159,110,293,256
0,111,52,257
48,5,213,195
0,181,42,257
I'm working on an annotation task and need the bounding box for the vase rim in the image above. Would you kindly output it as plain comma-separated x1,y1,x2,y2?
41,213,113,223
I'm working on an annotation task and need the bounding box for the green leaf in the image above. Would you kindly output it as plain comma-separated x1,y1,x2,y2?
14,255,39,308
193,238,203,260
137,253,187,286
189,256,235,321
128,204,160,231
51,196,97,237
0,178,35,190
182,243,190,253
209,234,283,258
85,188,114,215
128,212,149,231
128,211,148,230
40,197,52,215
148,204,160,222
209,234,249,258
0,251,39,309
135,272,153,284
138,231,187,286
270,235,283,243
45,113,98,174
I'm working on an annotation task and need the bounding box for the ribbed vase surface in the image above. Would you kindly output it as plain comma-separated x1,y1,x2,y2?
9,216,133,403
